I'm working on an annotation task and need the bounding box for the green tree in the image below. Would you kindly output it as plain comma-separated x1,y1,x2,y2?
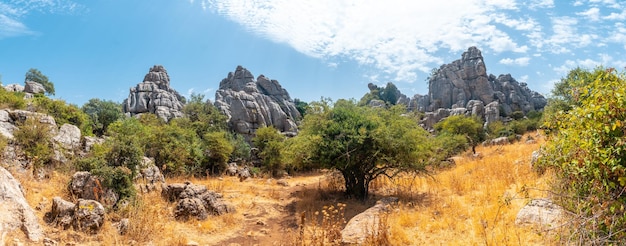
293,98,309,118
33,96,92,136
435,115,484,154
380,82,399,105
294,100,432,199
82,98,123,136
539,67,626,243
181,93,227,136
25,68,55,95
253,126,285,176
203,131,235,174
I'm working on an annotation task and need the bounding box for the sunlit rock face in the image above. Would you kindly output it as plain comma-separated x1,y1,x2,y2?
214,66,300,141
123,65,185,121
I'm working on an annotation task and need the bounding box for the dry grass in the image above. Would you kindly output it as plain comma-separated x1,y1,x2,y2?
9,132,555,245
373,132,559,245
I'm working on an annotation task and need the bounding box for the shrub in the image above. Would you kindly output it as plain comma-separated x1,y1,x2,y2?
0,88,26,109
13,117,54,170
33,96,92,136
253,126,285,176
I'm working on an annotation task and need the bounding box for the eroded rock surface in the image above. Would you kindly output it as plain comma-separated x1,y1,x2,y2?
162,182,234,220
123,65,185,121
0,167,44,242
515,198,564,229
214,66,300,140
341,197,398,245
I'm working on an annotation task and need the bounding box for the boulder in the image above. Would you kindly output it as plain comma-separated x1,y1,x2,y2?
484,101,500,127
0,167,44,242
73,199,105,233
238,166,251,182
3,84,24,92
135,157,165,193
123,65,185,121
214,66,301,141
53,124,82,150
341,197,398,245
82,136,105,152
162,182,234,220
515,198,564,229
44,197,76,229
484,136,510,146
24,81,45,94
69,171,119,207
0,109,17,139
225,162,238,176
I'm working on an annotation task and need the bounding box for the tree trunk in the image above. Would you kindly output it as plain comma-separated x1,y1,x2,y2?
341,170,369,200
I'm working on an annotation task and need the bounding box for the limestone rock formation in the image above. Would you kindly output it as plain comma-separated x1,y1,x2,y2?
424,47,546,115
135,157,166,193
45,197,76,229
214,66,300,141
123,65,185,121
515,198,564,229
0,167,44,242
69,172,119,207
162,182,234,220
53,124,82,150
73,199,106,233
341,197,398,245
24,81,45,94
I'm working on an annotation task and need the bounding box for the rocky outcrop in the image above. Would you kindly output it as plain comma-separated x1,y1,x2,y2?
45,197,106,234
341,197,398,245
69,172,119,207
135,157,165,193
0,167,44,242
123,65,185,121
515,198,564,229
214,66,300,141
24,81,45,94
407,47,546,129
53,124,81,150
162,182,234,220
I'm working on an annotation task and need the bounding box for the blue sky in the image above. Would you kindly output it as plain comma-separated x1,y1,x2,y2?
1,0,625,106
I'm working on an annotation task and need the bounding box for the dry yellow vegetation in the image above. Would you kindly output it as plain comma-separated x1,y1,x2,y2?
9,132,556,245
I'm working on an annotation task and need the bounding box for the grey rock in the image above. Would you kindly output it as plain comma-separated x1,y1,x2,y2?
123,65,185,121
135,157,165,193
53,124,82,150
515,198,564,229
420,108,450,130
3,84,24,92
214,66,301,141
225,162,238,176
82,136,105,152
115,218,129,235
162,182,234,220
24,81,45,94
484,101,500,127
0,110,17,139
484,136,510,146
341,197,398,245
45,197,76,229
69,171,119,207
0,167,44,242
466,100,485,119
8,110,57,129
238,166,251,182
73,199,105,233
368,99,386,108
530,150,542,168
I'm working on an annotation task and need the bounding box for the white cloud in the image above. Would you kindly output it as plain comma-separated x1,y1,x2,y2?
604,10,626,20
499,57,531,66
577,7,601,21
205,0,531,83
529,0,555,9
0,0,82,39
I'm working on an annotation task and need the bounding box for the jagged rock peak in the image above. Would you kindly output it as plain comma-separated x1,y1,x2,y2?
214,66,300,141
123,65,185,121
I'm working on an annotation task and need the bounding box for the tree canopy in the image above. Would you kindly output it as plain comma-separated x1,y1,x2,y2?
25,68,55,95
435,115,484,154
291,99,432,199
82,98,123,136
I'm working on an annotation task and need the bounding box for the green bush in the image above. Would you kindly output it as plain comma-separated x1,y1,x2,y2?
540,67,626,243
0,88,26,109
33,96,92,136
253,126,285,176
13,117,54,170
203,131,234,174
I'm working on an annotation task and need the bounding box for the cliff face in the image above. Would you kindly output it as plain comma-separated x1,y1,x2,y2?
214,66,300,140
123,65,185,121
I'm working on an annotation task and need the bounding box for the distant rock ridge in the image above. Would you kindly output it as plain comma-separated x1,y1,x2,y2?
123,65,185,121
214,66,300,141
387,47,546,128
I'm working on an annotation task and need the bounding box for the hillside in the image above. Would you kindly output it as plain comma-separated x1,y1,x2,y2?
3,132,554,245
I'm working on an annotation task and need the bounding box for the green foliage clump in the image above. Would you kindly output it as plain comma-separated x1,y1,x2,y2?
294,98,308,118
358,82,400,106
33,96,92,136
203,131,234,174
181,93,228,136
540,67,626,243
25,68,55,95
434,115,484,154
253,126,285,176
82,98,123,136
0,87,26,109
13,117,54,170
289,100,432,199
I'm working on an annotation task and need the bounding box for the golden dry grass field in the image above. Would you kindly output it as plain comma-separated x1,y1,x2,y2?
7,132,557,245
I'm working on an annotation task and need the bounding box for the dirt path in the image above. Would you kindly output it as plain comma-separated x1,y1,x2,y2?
213,175,324,246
